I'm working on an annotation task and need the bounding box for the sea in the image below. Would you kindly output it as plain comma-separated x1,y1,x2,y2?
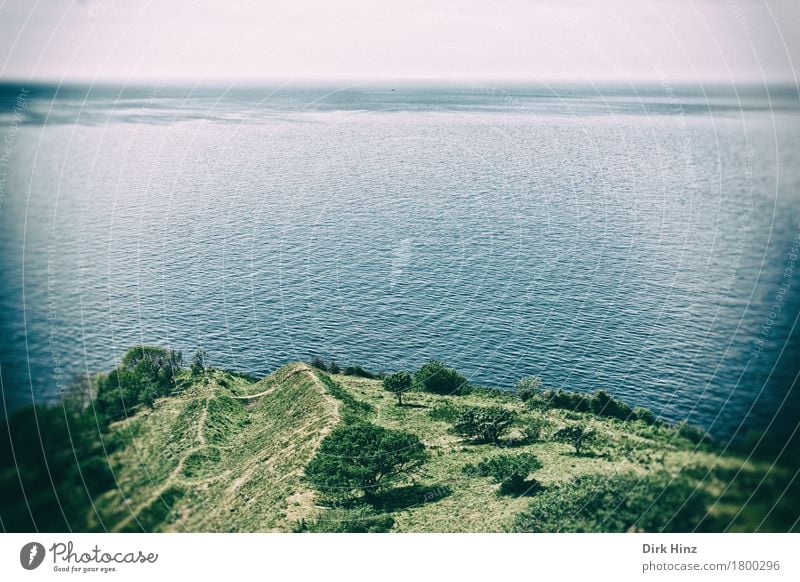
1,80,798,440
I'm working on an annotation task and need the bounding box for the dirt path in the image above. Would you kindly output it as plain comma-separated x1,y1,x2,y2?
230,363,312,400
223,364,340,500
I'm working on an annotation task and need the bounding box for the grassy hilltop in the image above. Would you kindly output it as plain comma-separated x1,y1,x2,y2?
1,348,797,533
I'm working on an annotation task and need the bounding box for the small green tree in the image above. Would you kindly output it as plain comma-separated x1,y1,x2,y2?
514,376,543,402
554,425,597,455
383,371,413,405
190,349,208,377
453,406,517,444
413,360,467,395
305,423,428,500
95,345,184,420
464,453,543,496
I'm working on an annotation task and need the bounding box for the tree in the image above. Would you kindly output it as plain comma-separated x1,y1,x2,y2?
453,406,517,444
121,345,182,400
464,453,543,496
514,376,543,402
553,425,597,455
305,423,428,499
95,345,184,420
413,360,467,395
190,349,208,377
383,371,413,405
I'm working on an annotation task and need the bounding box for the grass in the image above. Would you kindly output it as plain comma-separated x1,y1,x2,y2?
64,363,798,532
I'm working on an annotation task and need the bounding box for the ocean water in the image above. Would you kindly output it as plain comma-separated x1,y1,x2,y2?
1,81,799,439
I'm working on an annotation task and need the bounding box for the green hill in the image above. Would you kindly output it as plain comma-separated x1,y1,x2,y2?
1,353,797,532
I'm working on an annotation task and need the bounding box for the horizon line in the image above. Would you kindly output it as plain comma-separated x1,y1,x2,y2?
1,76,798,89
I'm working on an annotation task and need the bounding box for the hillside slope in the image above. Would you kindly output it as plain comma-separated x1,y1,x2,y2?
84,363,796,533
92,363,338,532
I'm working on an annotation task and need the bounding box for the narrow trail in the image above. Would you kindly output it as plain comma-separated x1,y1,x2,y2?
222,364,340,502
229,363,316,400
111,364,339,532
196,399,209,446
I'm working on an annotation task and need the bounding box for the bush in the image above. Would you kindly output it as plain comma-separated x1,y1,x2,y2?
633,407,657,425
413,360,468,395
514,376,543,402
95,345,184,420
428,401,461,422
453,406,517,444
190,349,208,377
591,390,633,420
329,360,341,374
677,421,707,444
343,365,380,379
310,356,329,371
293,506,394,533
553,425,597,455
305,422,428,500
518,416,547,444
383,371,413,405
529,388,653,425
464,453,543,496
513,472,713,532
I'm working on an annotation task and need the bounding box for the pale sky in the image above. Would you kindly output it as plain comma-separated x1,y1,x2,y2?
1,0,798,83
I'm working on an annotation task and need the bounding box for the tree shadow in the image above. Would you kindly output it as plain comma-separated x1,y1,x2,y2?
497,437,538,448
498,479,545,497
561,449,605,458
367,483,453,512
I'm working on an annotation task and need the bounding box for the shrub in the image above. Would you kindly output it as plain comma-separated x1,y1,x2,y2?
413,360,468,395
453,406,517,444
428,401,461,422
464,453,543,496
95,345,184,420
343,365,380,379
553,425,597,455
530,389,592,413
633,407,657,425
513,472,713,532
518,416,547,444
514,376,543,402
591,390,633,420
310,356,329,371
293,506,394,533
329,360,341,374
305,422,428,499
677,421,707,444
383,371,413,405
530,388,653,425
190,349,208,377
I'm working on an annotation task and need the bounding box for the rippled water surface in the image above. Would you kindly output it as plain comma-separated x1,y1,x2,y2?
1,82,799,438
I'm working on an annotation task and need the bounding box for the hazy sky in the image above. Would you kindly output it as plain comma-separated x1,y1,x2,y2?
1,0,798,82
